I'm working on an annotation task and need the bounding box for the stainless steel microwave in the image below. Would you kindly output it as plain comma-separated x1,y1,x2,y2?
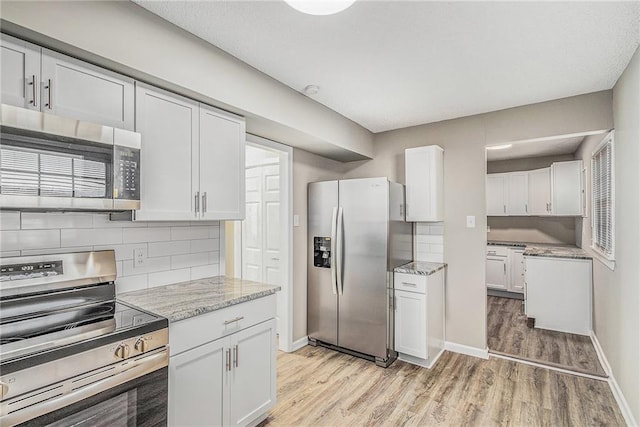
0,104,140,211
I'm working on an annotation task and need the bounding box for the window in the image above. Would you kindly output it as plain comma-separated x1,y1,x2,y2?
591,131,615,261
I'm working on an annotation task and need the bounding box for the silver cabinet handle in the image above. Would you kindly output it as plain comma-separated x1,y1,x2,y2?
503,263,506,274
45,78,52,109
202,191,207,214
226,349,231,371
194,191,200,217
223,316,244,325
271,257,280,261
233,344,239,368
503,205,506,214
401,282,417,287
525,204,528,213
28,75,37,107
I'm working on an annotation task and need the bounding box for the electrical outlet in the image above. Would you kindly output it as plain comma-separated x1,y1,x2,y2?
134,248,147,268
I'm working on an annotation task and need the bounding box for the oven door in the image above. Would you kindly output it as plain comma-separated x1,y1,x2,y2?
1,349,168,427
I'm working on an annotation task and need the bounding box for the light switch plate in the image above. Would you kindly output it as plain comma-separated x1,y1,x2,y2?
293,214,300,227
466,215,476,228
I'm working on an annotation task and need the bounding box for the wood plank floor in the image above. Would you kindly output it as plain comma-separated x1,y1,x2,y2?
261,346,624,426
487,296,606,377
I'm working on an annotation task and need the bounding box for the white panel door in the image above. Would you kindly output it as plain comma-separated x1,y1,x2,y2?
228,319,277,427
41,49,134,130
528,167,551,215
0,34,40,110
199,104,245,220
394,289,427,359
507,172,528,215
242,167,263,282
169,337,227,427
134,83,198,221
509,249,525,293
486,174,506,216
486,256,508,290
552,160,583,216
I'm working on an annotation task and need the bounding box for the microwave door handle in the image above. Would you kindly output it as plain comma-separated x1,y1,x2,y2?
337,207,344,296
330,207,338,295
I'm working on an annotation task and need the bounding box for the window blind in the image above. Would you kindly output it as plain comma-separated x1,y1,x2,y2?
591,132,614,260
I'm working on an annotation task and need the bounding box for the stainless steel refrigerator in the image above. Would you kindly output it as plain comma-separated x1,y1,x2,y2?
307,177,413,367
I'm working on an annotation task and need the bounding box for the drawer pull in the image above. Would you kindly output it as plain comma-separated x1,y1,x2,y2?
223,316,244,325
401,282,417,287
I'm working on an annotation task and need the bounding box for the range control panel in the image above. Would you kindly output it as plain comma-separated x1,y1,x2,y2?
0,260,63,281
113,146,140,200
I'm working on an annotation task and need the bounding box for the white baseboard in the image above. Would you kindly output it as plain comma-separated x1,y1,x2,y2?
444,341,489,360
428,347,446,368
591,332,637,426
288,336,308,352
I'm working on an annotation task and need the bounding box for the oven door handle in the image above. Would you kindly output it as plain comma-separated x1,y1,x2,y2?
0,348,169,426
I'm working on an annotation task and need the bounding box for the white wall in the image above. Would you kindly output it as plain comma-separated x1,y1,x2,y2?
0,212,220,294
0,0,373,162
575,47,640,424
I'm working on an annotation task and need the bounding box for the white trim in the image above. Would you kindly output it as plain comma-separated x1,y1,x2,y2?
489,352,608,382
444,341,489,360
218,223,226,276
289,336,309,352
589,248,616,271
590,130,615,263
590,332,637,426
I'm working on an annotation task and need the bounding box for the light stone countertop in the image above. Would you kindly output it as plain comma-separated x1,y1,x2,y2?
118,276,281,323
487,241,591,260
394,261,447,276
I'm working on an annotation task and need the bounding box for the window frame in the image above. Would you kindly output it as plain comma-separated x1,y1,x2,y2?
590,131,615,266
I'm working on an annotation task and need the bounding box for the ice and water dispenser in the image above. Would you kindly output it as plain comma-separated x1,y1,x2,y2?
313,237,332,268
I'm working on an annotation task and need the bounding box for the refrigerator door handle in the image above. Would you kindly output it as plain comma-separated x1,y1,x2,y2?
336,206,344,296
330,207,338,295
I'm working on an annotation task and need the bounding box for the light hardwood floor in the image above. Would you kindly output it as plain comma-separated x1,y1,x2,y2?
261,345,624,426
487,296,606,377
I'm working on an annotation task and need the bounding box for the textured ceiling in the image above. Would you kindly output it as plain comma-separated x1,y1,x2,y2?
134,1,640,133
486,135,586,161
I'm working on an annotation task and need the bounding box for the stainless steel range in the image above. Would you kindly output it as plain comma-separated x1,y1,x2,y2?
0,250,169,426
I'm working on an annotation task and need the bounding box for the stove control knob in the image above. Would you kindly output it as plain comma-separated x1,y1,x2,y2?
134,338,148,353
114,343,130,360
0,382,8,399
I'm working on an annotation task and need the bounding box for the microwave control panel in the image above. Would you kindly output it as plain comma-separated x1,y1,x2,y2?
113,146,140,200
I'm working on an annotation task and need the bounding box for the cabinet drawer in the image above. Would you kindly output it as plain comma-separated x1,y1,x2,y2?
394,272,427,294
486,246,508,257
169,294,276,356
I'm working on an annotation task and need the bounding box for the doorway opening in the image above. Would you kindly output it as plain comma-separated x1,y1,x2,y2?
226,134,293,352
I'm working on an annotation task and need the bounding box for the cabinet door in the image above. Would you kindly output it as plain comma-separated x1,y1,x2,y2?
528,168,551,215
199,105,246,220
1,34,40,110
509,249,525,293
41,49,134,129
394,289,427,359
169,337,227,427
506,172,528,215
405,145,444,222
551,161,583,216
228,319,277,426
486,174,506,216
486,256,507,290
134,83,199,221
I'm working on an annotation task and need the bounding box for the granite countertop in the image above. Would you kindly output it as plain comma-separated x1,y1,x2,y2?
394,261,447,276
488,241,591,260
118,276,281,323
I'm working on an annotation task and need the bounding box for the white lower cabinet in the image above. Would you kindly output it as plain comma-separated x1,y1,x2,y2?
486,246,525,294
394,270,445,368
168,295,277,427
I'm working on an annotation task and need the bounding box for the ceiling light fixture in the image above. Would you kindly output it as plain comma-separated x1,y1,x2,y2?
285,0,356,16
303,84,320,95
486,144,513,150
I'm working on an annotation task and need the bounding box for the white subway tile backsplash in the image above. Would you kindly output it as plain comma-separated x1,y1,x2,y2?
21,212,93,230
93,214,141,228
171,252,209,269
0,212,21,230
116,274,148,294
429,224,444,235
414,222,444,263
21,246,93,256
171,226,213,241
429,244,444,254
149,268,190,288
191,264,220,280
190,238,219,254
1,251,21,258
209,227,220,239
95,243,146,261
122,227,170,244
148,240,189,257
1,230,60,251
61,228,122,247
122,256,171,276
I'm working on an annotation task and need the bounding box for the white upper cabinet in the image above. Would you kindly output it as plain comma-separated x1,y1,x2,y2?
0,34,40,110
527,167,552,215
41,49,134,130
486,174,507,216
0,34,134,129
506,172,528,215
199,104,246,220
405,145,444,222
135,83,246,221
551,160,583,216
134,83,198,221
